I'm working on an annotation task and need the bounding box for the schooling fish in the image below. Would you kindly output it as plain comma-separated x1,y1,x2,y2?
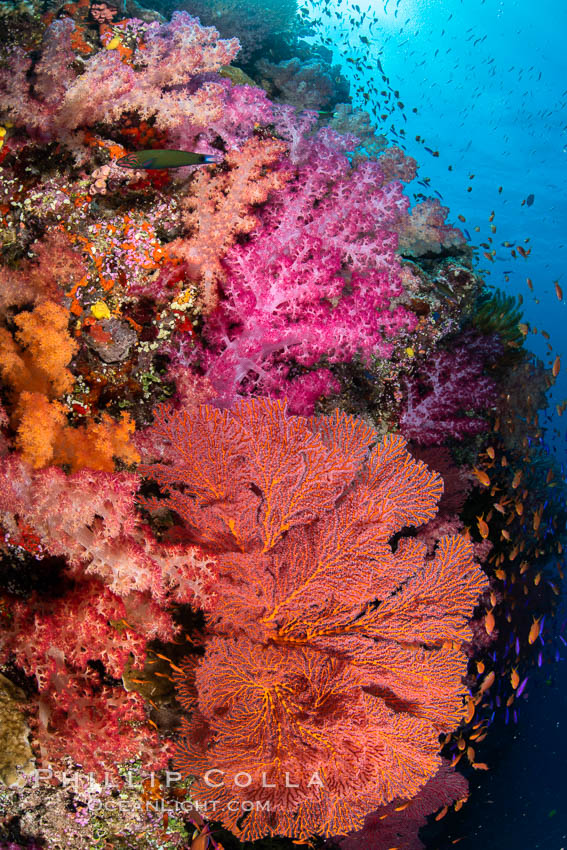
117,150,217,169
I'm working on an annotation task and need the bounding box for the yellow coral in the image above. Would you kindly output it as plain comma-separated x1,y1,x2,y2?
91,300,111,319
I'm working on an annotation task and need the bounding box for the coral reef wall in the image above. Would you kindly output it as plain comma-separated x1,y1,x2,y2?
0,3,564,850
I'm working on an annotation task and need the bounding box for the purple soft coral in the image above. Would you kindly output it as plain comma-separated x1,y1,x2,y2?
399,333,502,445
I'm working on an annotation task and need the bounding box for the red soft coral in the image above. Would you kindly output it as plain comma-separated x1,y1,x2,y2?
34,678,173,778
0,574,175,778
0,577,173,691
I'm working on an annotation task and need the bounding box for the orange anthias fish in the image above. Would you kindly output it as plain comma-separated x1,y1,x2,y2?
528,617,542,644
190,822,225,850
473,467,491,486
479,670,495,693
191,827,210,850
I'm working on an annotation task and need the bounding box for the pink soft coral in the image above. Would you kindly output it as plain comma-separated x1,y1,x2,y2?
0,12,266,153
196,126,418,413
0,455,212,777
167,135,291,311
397,198,466,257
0,456,218,606
59,13,240,131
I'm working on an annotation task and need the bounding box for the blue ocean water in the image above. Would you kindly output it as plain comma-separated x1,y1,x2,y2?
297,1,567,847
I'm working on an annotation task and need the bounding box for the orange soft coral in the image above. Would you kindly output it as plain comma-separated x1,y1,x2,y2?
13,393,68,468
0,300,140,470
51,411,140,472
0,300,77,398
14,393,140,471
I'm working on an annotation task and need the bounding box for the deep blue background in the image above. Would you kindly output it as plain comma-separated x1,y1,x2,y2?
298,0,567,846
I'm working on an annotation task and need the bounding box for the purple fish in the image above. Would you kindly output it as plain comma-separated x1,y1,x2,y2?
560,635,567,647
517,676,529,697
516,637,520,655
505,708,509,724
513,709,518,723
538,652,543,667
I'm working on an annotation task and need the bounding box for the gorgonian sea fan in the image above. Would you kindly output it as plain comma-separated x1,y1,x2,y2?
139,399,489,841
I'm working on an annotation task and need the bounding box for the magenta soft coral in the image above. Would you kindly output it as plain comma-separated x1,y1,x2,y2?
197,126,418,413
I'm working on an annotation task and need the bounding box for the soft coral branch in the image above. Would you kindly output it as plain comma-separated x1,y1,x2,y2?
198,127,417,412
167,136,291,311
0,301,140,470
0,456,218,606
399,334,501,445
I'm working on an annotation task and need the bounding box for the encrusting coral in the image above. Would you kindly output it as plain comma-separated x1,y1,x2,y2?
0,673,34,787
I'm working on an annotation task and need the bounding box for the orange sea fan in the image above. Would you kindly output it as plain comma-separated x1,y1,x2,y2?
140,398,489,841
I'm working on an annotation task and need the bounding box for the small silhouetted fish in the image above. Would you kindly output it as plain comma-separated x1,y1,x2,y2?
432,278,457,301
117,150,217,169
526,193,535,206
